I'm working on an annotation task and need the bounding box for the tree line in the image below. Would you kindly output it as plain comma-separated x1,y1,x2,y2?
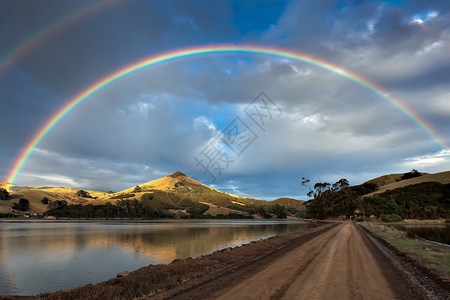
302,173,449,220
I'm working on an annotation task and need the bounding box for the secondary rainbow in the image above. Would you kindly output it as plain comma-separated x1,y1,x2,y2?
0,0,124,78
6,45,448,184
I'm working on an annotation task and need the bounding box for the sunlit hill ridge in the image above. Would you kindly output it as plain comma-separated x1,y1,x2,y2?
1,170,449,220
0,172,305,218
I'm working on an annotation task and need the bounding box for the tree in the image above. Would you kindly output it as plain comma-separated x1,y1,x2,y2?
76,190,91,198
256,206,271,219
400,169,422,181
332,179,349,192
302,177,355,219
49,200,67,209
302,177,332,219
0,188,9,200
133,185,142,193
12,198,30,211
41,197,49,204
186,203,209,217
271,204,287,219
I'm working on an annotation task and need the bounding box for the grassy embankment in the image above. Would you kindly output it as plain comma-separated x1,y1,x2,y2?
361,222,450,277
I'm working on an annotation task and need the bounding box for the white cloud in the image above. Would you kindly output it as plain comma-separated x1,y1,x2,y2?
411,18,424,25
416,41,442,56
401,150,450,170
426,11,439,20
193,115,216,131
411,11,438,25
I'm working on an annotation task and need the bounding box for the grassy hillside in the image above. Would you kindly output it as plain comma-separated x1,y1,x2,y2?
364,171,431,188
104,172,271,213
271,198,306,210
364,173,405,187
365,171,450,197
303,171,450,220
0,185,109,213
1,172,305,219
117,171,214,194
361,182,450,219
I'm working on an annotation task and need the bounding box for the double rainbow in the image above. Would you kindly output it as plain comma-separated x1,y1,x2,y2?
6,45,448,184
0,0,123,78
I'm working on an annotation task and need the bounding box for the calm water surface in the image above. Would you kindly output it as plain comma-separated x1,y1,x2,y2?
0,220,316,296
391,223,450,245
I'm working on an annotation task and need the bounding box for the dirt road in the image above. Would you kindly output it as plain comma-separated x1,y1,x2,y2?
39,222,447,300
169,223,418,300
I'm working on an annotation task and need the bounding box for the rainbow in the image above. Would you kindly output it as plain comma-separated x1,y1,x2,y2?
0,0,124,78
5,45,448,184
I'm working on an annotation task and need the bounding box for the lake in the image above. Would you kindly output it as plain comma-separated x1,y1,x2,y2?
0,219,317,296
391,223,450,245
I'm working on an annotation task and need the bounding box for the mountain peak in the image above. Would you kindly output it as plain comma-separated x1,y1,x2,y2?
168,171,187,178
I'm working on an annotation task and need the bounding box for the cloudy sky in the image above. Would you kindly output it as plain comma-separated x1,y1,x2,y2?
1,0,449,200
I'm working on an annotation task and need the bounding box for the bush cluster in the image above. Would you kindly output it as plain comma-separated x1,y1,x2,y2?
12,198,30,211
379,213,403,223
0,188,9,200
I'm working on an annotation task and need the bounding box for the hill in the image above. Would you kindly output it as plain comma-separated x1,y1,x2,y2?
302,170,450,220
117,171,214,194
0,186,109,213
364,171,431,188
361,181,450,219
365,171,450,197
364,174,405,187
104,171,270,212
271,198,306,210
1,172,306,219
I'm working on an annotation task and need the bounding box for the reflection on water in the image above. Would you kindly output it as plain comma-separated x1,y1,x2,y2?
0,220,316,296
392,224,450,245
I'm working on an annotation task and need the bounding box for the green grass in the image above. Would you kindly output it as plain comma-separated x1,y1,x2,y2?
361,222,450,277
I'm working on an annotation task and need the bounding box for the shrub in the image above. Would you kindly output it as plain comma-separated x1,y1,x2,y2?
133,186,142,193
255,207,272,219
0,188,9,200
76,190,91,198
12,198,30,211
169,171,186,178
41,197,49,204
141,193,154,201
380,213,402,223
49,200,67,209
110,193,135,199
270,204,287,219
400,169,422,181
186,203,209,217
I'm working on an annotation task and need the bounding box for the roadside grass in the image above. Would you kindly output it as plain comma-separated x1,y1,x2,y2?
361,222,450,278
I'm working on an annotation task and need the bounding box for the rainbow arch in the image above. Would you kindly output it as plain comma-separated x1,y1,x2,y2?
0,0,124,78
6,44,448,184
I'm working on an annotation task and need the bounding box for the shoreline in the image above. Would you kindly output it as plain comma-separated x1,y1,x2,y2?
2,220,448,299
0,217,307,223
2,222,332,299
4,221,448,299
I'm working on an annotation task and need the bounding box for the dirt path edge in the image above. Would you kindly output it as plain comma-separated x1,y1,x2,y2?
358,224,450,300
151,223,338,299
